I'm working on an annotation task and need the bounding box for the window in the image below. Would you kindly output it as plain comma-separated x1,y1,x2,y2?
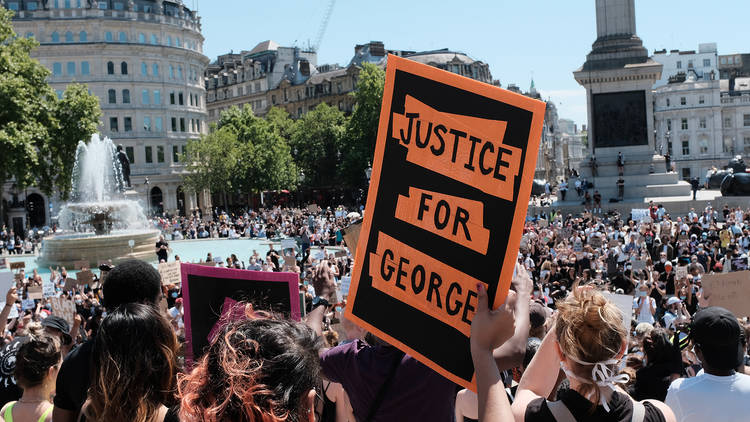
189,93,194,106
682,140,690,155
680,97,686,105
176,37,182,47
120,62,128,75
145,146,153,163
155,117,163,132
744,114,750,127
141,89,150,105
682,168,691,179
700,117,707,129
676,60,682,69
154,90,161,105
724,117,732,128
26,1,37,10
7,3,18,11
178,92,184,105
122,89,130,103
700,139,709,154
98,1,107,9
66,61,75,75
178,66,183,79
699,95,705,104
118,31,126,42
723,137,732,153
107,61,114,74
113,1,124,10
169,65,174,79
688,60,694,69
681,118,688,130
152,63,159,76
108,89,116,104
745,137,750,154
703,58,711,67
173,145,180,163
272,95,276,105
51,32,60,43
157,146,165,163
78,61,89,75
79,31,87,42
125,146,134,164
667,119,672,131
53,62,62,76
105,31,113,42
141,62,148,76
180,118,185,132
110,117,118,132
166,36,172,46
124,117,132,132
143,116,151,131
55,90,63,99
197,119,201,132
666,98,670,107
25,32,34,39
151,34,158,45
169,92,175,105
138,33,146,44
171,117,177,131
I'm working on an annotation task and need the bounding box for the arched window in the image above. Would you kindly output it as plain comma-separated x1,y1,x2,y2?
150,34,158,45
176,37,182,47
120,61,128,75
79,31,87,42
118,31,127,42
108,89,116,104
166,36,172,46
141,62,148,76
51,32,60,43
105,31,113,42
107,61,114,75
122,89,130,104
65,31,73,42
152,63,159,77
138,33,145,44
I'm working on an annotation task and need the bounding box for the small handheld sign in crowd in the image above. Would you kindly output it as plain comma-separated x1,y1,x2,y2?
344,55,545,391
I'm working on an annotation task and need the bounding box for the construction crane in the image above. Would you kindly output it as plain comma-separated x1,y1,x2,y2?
311,0,336,53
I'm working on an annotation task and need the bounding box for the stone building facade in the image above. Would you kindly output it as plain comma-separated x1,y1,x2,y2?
2,0,210,228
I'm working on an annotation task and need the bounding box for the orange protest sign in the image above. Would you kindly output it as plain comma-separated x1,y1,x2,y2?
344,55,545,392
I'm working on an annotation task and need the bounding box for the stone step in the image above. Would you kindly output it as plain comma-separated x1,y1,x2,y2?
587,172,681,187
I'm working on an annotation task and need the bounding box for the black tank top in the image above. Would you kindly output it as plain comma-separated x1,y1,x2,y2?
524,390,666,422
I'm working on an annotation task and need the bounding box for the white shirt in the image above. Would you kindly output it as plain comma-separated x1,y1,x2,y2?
665,372,750,422
633,296,655,325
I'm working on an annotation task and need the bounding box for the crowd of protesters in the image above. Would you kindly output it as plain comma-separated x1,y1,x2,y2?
0,200,747,421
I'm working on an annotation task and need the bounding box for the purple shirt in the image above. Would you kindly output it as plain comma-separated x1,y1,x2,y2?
321,339,456,422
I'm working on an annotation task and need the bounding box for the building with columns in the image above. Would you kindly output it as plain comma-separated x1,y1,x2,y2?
2,0,211,230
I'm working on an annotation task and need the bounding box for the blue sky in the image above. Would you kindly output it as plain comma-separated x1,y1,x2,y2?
198,0,748,127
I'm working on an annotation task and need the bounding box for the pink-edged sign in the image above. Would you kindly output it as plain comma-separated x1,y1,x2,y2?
180,263,300,366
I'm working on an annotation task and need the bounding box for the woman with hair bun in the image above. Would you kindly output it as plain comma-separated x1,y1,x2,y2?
0,334,61,422
178,317,322,422
512,286,676,422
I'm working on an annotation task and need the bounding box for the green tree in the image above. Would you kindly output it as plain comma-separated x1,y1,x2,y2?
339,62,385,187
290,102,347,188
264,106,296,141
0,8,100,221
182,126,239,209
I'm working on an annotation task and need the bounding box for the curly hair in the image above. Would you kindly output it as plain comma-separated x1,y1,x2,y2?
555,287,627,410
179,317,323,422
82,303,179,422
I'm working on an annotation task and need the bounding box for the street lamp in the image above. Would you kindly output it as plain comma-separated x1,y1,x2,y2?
365,163,372,181
144,177,150,217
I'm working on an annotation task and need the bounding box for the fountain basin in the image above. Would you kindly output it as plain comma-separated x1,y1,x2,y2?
38,229,161,268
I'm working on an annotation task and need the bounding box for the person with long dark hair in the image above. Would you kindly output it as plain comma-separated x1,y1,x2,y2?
81,303,179,422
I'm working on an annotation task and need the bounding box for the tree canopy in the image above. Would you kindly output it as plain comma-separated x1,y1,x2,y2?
0,7,100,208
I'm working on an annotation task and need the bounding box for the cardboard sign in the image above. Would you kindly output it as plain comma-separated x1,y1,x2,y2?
27,285,43,300
21,298,35,311
335,251,348,258
49,297,76,326
158,261,182,285
344,55,545,391
631,209,650,222
180,263,300,366
9,262,24,270
74,260,89,270
76,270,94,286
0,272,14,309
63,277,77,292
14,273,23,282
675,265,688,281
0,259,7,270
341,223,362,256
701,271,750,317
632,260,647,272
589,236,603,248
340,276,352,298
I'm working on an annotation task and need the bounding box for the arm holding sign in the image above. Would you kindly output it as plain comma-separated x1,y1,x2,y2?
0,286,18,334
471,284,516,422
493,263,532,370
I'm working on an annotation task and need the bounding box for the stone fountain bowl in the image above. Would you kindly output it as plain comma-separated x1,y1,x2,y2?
37,229,161,268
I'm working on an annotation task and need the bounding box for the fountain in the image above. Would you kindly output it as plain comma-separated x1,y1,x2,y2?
38,135,160,267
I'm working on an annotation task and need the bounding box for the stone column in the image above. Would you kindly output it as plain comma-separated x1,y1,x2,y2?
596,0,636,39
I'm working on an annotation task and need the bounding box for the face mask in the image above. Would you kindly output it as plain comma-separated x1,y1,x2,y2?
171,292,178,298
75,300,82,305
660,258,666,263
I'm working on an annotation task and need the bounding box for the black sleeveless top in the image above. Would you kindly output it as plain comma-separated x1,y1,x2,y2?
524,390,666,422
